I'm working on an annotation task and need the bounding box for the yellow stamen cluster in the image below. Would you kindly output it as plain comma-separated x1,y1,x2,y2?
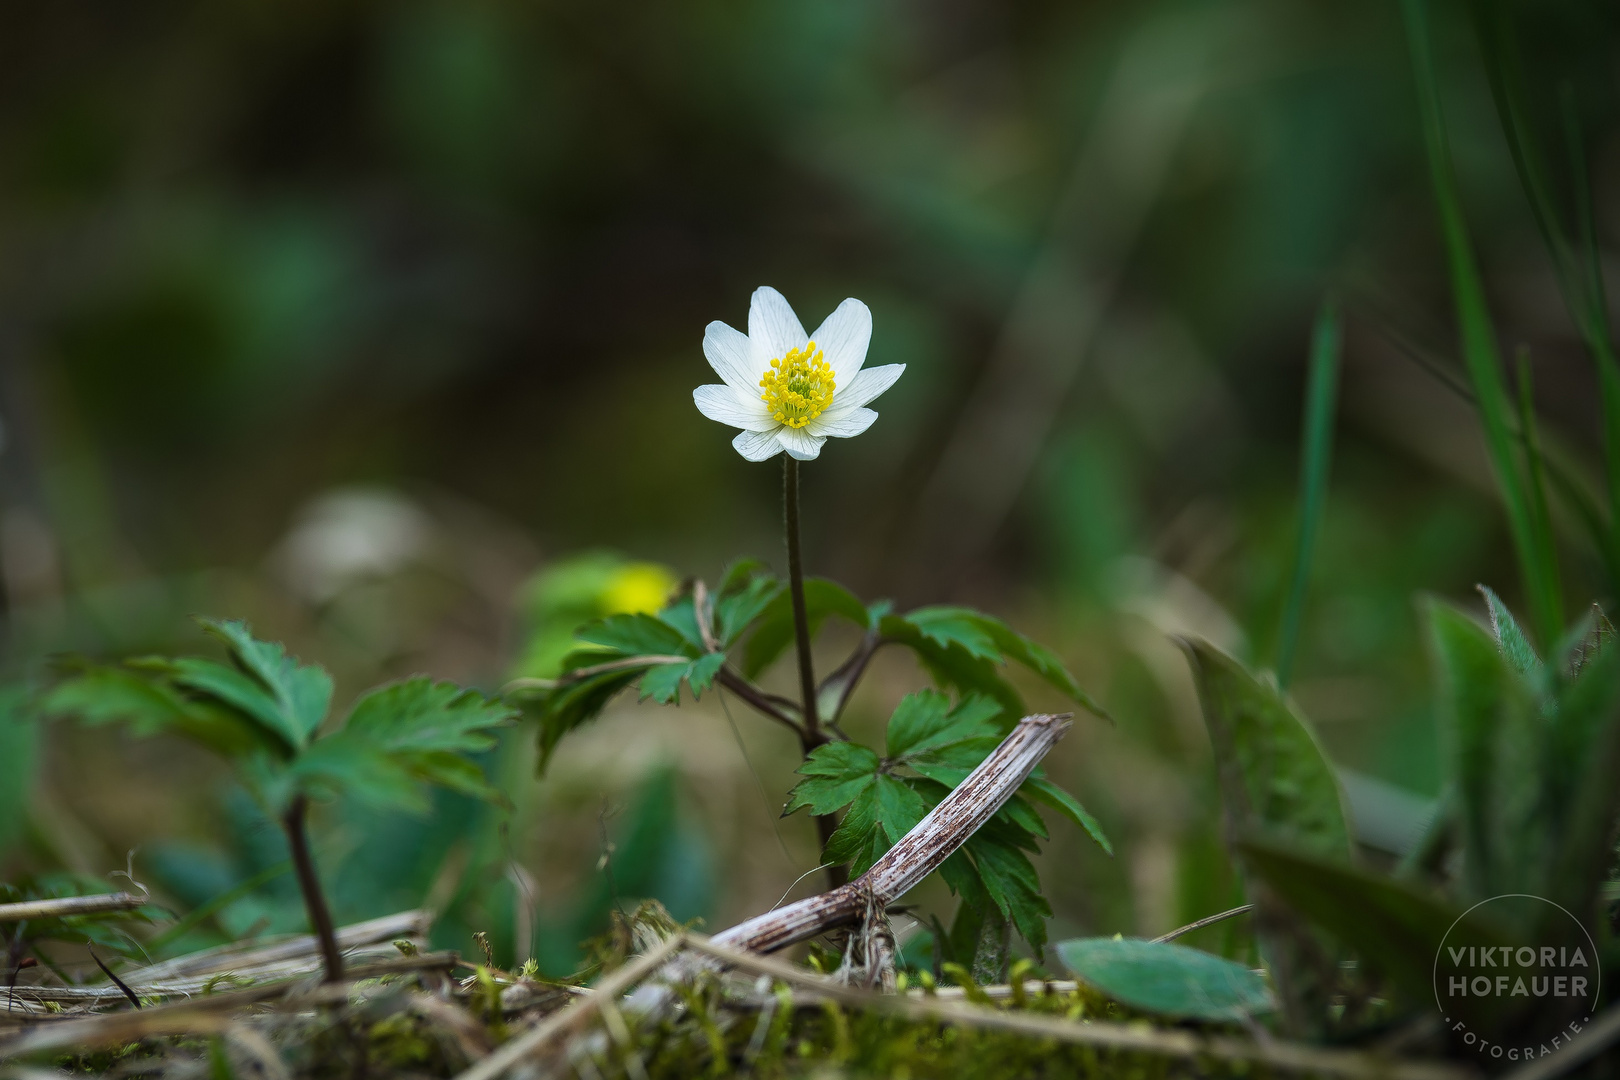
759,342,835,428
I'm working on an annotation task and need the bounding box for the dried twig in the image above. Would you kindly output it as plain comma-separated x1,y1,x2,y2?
122,909,430,983
0,895,146,923
714,712,1072,954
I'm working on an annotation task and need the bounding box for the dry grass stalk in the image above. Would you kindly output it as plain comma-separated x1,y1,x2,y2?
0,895,146,923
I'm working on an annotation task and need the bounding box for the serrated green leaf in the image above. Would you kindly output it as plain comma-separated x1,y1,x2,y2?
878,614,1023,724
1478,584,1543,680
741,578,871,678
783,742,880,816
903,607,1002,661
897,607,1111,722
966,835,1050,952
1057,937,1274,1022
197,618,332,744
577,613,694,658
166,657,308,752
1022,776,1113,855
886,691,999,759
343,677,514,755
635,653,723,704
39,664,269,758
656,597,707,651
825,774,931,876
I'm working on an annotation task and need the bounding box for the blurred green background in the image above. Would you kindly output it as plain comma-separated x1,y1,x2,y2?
2,0,1616,974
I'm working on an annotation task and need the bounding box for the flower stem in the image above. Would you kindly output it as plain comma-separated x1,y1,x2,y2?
782,456,821,745
785,455,846,889
282,794,344,983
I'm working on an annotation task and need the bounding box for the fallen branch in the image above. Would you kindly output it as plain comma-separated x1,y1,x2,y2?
715,712,1073,955
0,895,145,923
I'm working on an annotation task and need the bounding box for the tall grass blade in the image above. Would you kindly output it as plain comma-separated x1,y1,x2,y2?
1515,349,1561,615
1403,0,1563,646
1276,299,1341,688
1468,0,1620,573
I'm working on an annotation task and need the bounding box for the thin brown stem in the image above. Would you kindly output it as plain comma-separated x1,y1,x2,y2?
282,794,344,983
783,456,819,742
716,667,803,737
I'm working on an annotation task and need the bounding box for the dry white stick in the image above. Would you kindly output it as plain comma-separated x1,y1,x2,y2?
715,712,1072,954
122,909,431,983
0,895,145,923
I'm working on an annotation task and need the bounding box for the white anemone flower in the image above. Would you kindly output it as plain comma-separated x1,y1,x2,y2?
693,286,905,461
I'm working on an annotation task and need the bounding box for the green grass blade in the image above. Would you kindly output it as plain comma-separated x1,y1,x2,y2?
1560,86,1620,538
1276,299,1342,688
1404,0,1563,646
1468,0,1620,569
1514,349,1562,617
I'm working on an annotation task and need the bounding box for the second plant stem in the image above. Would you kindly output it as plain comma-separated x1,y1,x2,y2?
283,793,344,982
784,455,846,888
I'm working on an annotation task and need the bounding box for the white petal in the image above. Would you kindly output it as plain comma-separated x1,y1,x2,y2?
811,298,871,387
807,406,877,439
694,384,774,431
822,363,905,420
748,286,808,368
703,321,761,393
776,426,826,460
733,428,783,461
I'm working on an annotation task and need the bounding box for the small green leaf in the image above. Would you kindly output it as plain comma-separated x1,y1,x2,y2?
167,658,312,753
39,664,268,758
784,742,880,816
510,664,644,772
197,618,333,743
966,832,1051,951
1021,777,1113,855
741,578,871,678
1477,584,1543,680
1057,938,1275,1022
343,677,515,755
577,613,694,658
886,691,999,760
903,607,1001,661
713,566,783,647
